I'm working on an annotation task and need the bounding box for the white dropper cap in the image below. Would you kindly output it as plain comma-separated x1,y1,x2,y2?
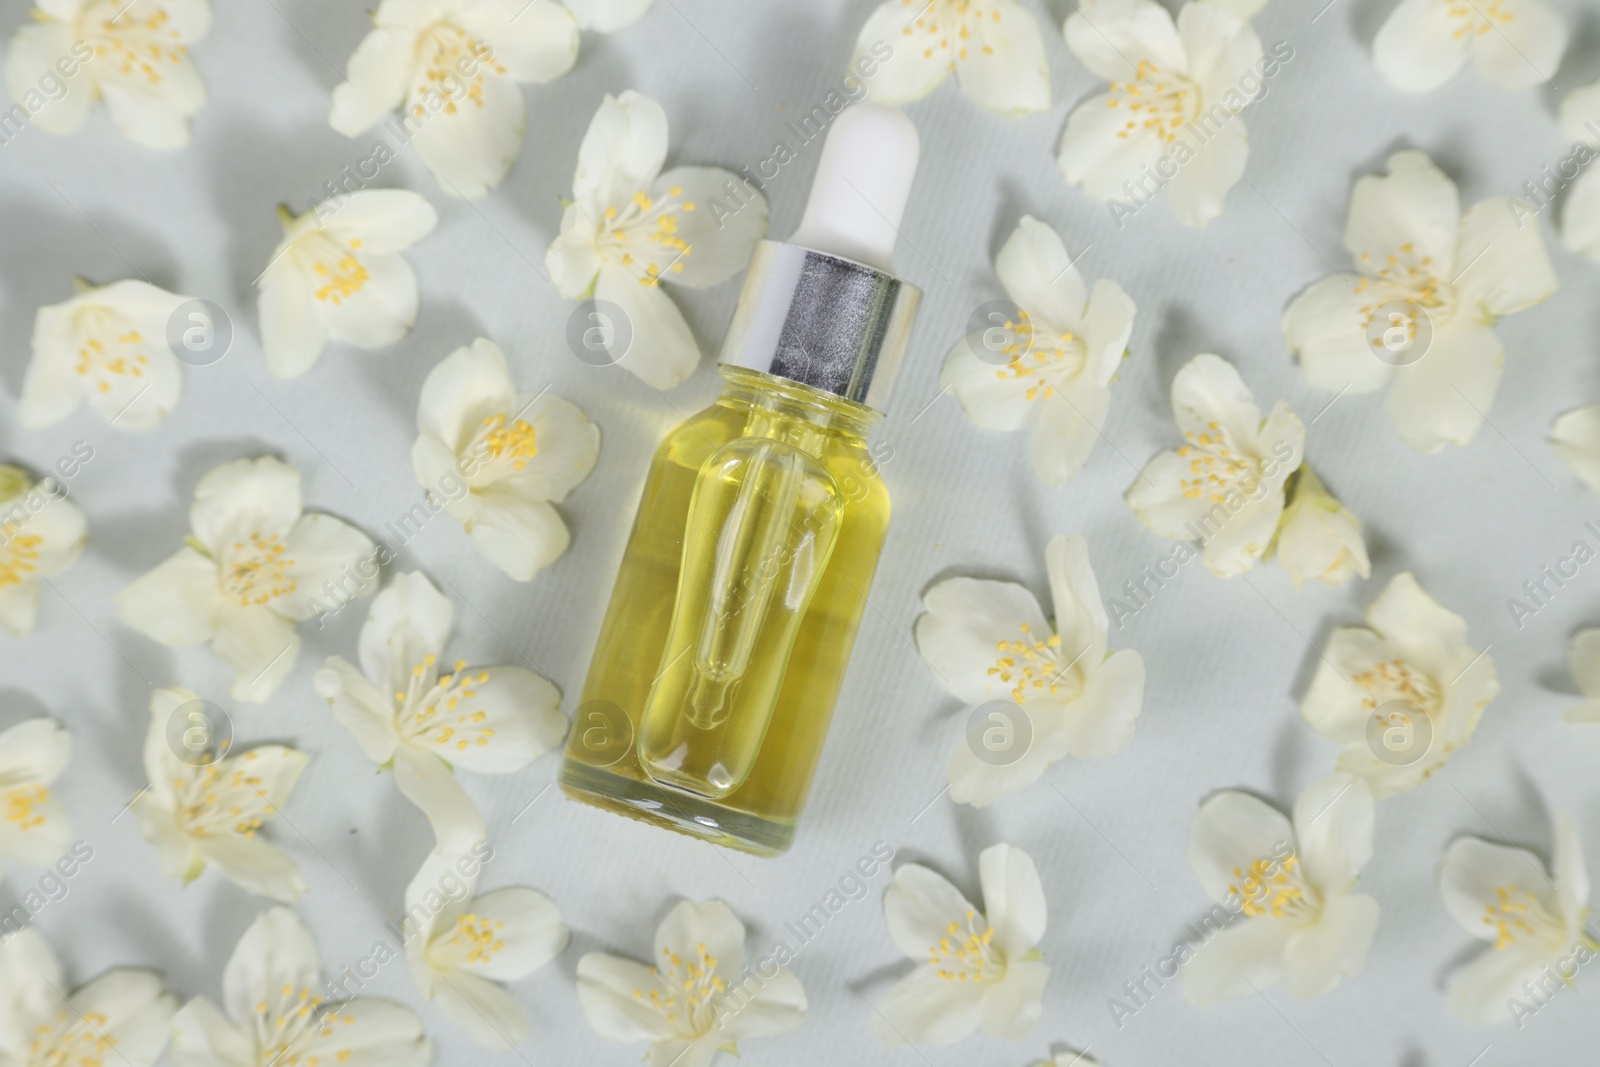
786,103,920,274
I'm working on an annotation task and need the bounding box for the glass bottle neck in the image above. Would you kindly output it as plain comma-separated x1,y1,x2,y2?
716,365,881,442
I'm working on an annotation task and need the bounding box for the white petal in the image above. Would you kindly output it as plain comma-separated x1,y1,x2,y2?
914,576,1052,706
1082,278,1136,387
212,603,301,703
434,969,529,1049
1180,918,1291,1004
416,337,517,452
883,862,977,960
220,907,320,1024
409,74,526,200
1188,789,1295,906
995,217,1086,334
1032,385,1105,490
979,955,1048,1039
200,832,307,903
1045,534,1109,667
1366,571,1469,679
115,547,221,645
572,90,668,213
1292,773,1374,895
313,657,402,765
1299,627,1388,746
1470,0,1565,91
594,263,701,389
654,900,746,979
422,666,566,773
299,997,431,1067
462,0,579,83
1056,92,1167,203
258,255,331,380
546,203,603,298
1164,118,1248,229
1281,892,1380,998
651,167,767,290
1063,0,1186,82
1568,628,1600,705
329,29,413,136
1060,647,1144,760
190,456,302,550
358,570,454,695
1561,167,1600,263
1449,943,1552,1023
428,886,568,980
465,489,571,581
854,2,952,105
1344,150,1460,273
716,964,806,1040
946,700,1068,808
279,513,379,621
1385,320,1502,453
1452,197,1558,316
1199,487,1284,578
0,717,71,786
1554,811,1589,934
955,1,1051,117
575,952,676,1042
1125,450,1211,540
0,582,38,639
323,190,438,254
1284,274,1395,395
392,745,486,855
978,843,1047,957
170,996,253,1067
872,964,983,1046
939,337,1033,433
3,22,96,137
564,0,654,31
1372,0,1471,92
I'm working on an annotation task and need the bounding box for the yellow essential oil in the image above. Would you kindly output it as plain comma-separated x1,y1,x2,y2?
558,102,923,854
560,367,890,853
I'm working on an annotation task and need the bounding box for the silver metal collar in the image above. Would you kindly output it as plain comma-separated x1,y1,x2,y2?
717,241,921,411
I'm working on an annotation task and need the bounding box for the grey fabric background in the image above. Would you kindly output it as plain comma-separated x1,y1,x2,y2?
1,0,1597,1063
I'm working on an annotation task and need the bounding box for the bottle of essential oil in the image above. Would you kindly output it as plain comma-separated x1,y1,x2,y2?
560,103,923,855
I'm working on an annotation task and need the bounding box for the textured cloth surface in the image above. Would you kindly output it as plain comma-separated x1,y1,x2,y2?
0,0,1596,1063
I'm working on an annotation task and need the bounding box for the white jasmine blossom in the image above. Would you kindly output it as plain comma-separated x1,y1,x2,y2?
411,338,599,581
940,216,1136,487
0,465,89,638
329,0,579,199
915,535,1144,807
1439,812,1597,1023
314,571,566,853
873,843,1049,1045
848,0,1050,117
1125,354,1304,577
577,898,804,1066
22,279,194,430
1182,774,1380,1003
115,456,378,702
132,688,309,902
0,926,175,1067
0,717,73,868
1284,150,1557,454
171,907,431,1066
404,849,568,1049
1274,466,1370,588
1058,0,1270,228
257,190,439,379
4,0,211,149
1374,0,1566,93
546,91,769,389
1301,573,1499,797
